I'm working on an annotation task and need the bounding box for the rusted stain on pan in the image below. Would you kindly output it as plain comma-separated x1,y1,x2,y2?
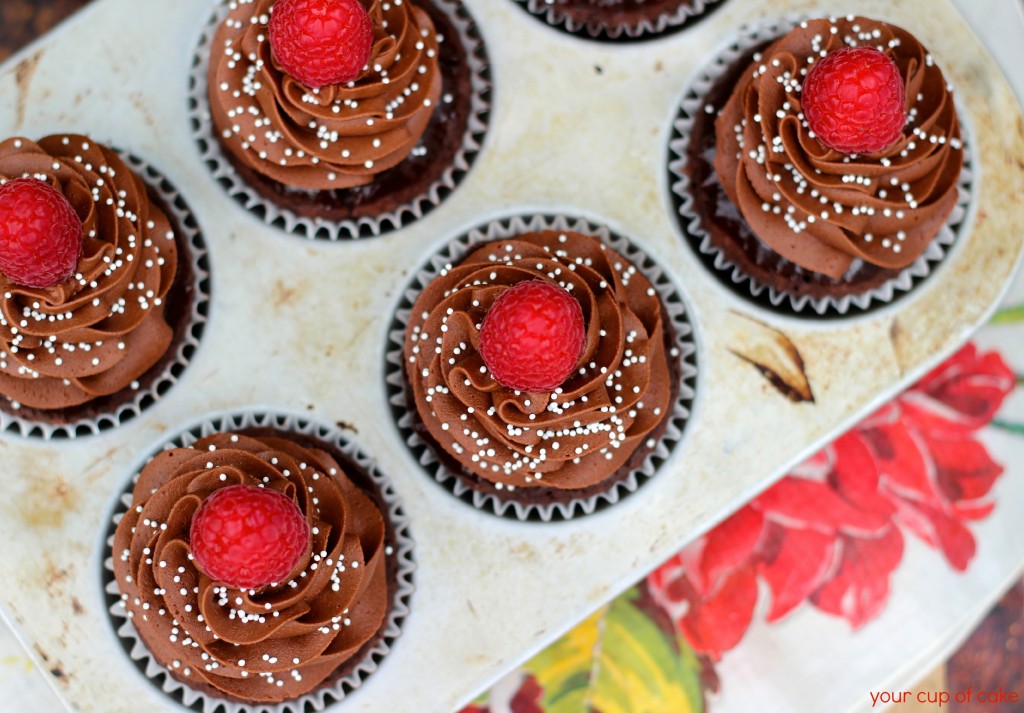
728,311,815,403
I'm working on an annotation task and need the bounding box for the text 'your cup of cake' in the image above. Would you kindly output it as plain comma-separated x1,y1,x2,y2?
191,0,492,240
386,214,698,521
669,15,973,317
0,135,209,439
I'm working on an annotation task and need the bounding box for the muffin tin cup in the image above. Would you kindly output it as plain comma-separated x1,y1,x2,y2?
667,15,977,317
384,212,699,522
0,152,210,440
188,0,492,241
100,409,416,713
513,0,728,41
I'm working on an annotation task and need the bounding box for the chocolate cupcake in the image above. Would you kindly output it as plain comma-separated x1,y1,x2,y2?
669,16,973,315
191,0,491,240
386,214,698,521
103,411,414,709
0,135,208,439
511,0,729,41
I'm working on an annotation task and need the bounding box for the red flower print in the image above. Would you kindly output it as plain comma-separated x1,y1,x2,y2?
457,674,545,713
809,521,904,627
859,344,1015,570
648,345,1015,660
898,346,1015,434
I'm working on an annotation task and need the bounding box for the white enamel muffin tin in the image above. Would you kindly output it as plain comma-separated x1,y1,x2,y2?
1,0,1023,711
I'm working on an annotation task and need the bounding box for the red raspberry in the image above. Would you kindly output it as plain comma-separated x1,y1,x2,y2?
189,484,310,591
802,46,907,155
268,0,374,89
479,280,586,392
0,177,82,288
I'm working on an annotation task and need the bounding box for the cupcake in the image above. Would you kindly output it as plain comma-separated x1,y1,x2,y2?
392,218,697,520
512,0,728,41
108,418,411,706
0,134,203,435
672,16,968,314
196,0,490,238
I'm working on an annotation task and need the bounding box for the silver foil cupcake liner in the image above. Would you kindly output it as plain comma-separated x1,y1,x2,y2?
101,409,416,713
513,0,728,41
667,15,977,317
385,212,699,522
188,0,492,241
0,151,211,440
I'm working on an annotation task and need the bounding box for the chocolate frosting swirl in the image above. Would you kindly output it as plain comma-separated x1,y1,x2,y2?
112,431,390,703
404,231,673,492
714,17,964,279
0,135,178,410
208,0,442,190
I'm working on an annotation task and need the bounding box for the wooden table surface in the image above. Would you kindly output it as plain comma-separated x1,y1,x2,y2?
0,0,90,61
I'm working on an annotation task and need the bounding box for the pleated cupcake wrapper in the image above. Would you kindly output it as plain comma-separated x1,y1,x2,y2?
188,0,491,241
514,0,726,41
0,153,210,440
668,15,977,317
385,212,699,522
101,409,416,713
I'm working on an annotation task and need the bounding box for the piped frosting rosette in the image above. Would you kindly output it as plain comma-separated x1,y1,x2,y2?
208,0,442,190
0,135,208,438
716,16,963,279
103,411,414,712
191,0,491,240
386,213,698,521
668,15,975,316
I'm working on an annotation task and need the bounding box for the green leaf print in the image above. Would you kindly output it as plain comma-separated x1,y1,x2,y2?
992,419,1024,436
525,587,704,713
990,304,1024,325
